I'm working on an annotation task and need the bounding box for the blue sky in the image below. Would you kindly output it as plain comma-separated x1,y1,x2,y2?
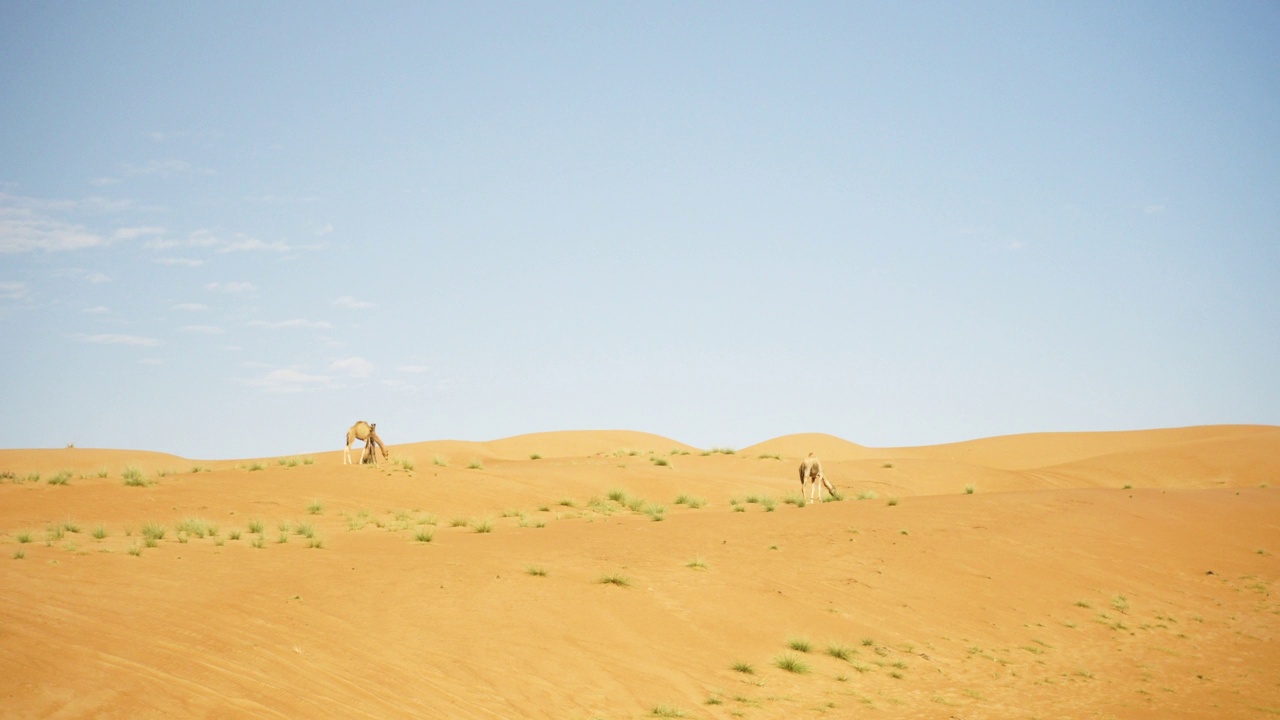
2,2,1277,458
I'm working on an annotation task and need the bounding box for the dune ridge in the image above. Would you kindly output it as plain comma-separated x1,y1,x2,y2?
1,424,1277,719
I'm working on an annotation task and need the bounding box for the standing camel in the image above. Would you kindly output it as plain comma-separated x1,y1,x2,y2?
344,421,389,465
799,452,837,504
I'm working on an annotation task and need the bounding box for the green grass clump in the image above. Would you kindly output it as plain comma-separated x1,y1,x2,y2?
47,470,72,485
606,488,629,503
141,522,166,541
414,529,434,543
529,453,542,460
175,518,215,538
598,573,631,587
783,493,806,507
650,705,685,718
16,530,32,544
471,518,495,533
827,643,856,661
467,460,484,470
248,463,265,472
127,544,143,556
757,453,781,460
396,457,415,471
13,548,26,560
731,661,755,675
526,565,548,577
685,557,708,570
964,484,976,494
774,654,810,674
651,456,670,467
121,466,149,486
247,519,265,534
91,525,108,539
294,522,316,539
306,499,324,515
644,503,667,521
887,497,900,506
787,637,812,653
856,490,878,501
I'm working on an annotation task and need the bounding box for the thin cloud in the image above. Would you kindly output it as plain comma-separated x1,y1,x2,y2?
120,158,215,179
0,281,27,300
149,229,291,254
329,356,374,379
153,257,204,267
247,318,334,330
78,333,161,347
397,365,430,373
174,303,208,312
180,325,225,334
205,281,256,294
333,295,376,309
242,367,338,393
0,212,105,253
113,226,166,241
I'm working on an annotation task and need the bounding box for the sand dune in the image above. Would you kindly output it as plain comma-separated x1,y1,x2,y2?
2,425,1277,719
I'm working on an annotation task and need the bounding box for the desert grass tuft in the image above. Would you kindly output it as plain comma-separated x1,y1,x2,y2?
964,484,976,494
16,530,32,544
127,544,143,556
597,573,631,587
92,525,108,539
247,518,265,534
827,643,856,661
525,565,548,577
787,637,812,653
141,521,166,541
248,462,265,472
644,503,667,521
650,456,670,467
414,528,434,543
887,497,900,506
685,557,708,570
307,499,324,515
774,654,810,674
121,466,149,486
467,459,484,470
47,470,72,485
529,453,542,460
471,518,495,533
731,661,755,674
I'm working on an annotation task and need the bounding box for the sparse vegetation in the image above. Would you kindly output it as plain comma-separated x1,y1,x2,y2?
650,456,670,467
650,705,685,718
731,661,755,675
414,529,434,543
467,459,483,470
685,557,708,570
598,573,631,587
964,484,976,494
307,499,324,515
856,490,878,501
248,462,265,471
887,497,900,506
529,453,542,460
787,637,812,653
827,643,855,661
247,519,265,534
121,466,149,486
526,565,548,577
774,654,810,674
757,453,781,460
47,470,72,485
471,518,494,533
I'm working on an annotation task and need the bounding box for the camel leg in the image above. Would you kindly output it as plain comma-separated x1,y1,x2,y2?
344,442,352,465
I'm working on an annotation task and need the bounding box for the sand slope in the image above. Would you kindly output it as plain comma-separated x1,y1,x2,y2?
1,425,1277,719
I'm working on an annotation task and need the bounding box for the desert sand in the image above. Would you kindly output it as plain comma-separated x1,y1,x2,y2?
1,424,1277,719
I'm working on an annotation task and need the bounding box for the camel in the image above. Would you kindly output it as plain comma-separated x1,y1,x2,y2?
799,453,837,504
344,421,389,465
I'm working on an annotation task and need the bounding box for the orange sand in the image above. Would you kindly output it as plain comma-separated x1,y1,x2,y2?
2,425,1277,718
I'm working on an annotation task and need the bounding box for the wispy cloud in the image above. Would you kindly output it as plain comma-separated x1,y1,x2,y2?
329,356,373,379
77,333,161,347
180,325,225,334
247,318,334,330
0,281,28,300
153,257,204,267
205,281,255,294
242,367,338,393
397,365,430,373
113,226,166,241
51,268,111,284
333,295,376,309
174,303,208,312
148,229,292,254
121,158,216,179
0,207,106,253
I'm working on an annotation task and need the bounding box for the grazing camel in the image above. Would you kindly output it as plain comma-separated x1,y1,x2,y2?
799,453,837,505
344,421,389,465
